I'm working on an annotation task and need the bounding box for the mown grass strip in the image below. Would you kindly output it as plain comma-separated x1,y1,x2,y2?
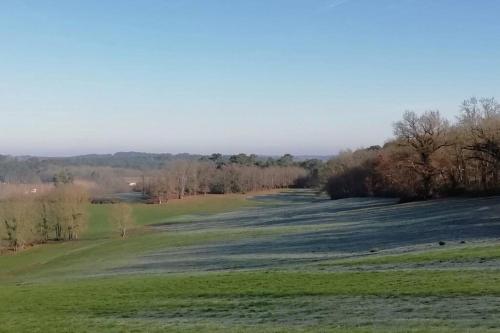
2,270,500,301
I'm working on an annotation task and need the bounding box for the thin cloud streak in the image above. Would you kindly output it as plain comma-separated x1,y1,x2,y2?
326,0,354,10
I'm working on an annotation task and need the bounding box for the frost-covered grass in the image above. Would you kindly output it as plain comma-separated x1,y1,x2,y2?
1,190,499,332
320,243,500,267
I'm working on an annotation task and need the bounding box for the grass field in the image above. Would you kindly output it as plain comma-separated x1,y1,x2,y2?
1,190,499,332
0,193,258,283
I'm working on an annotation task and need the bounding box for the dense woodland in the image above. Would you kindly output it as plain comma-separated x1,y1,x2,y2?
311,97,500,201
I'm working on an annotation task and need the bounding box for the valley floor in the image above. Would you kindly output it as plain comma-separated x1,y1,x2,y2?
1,190,499,332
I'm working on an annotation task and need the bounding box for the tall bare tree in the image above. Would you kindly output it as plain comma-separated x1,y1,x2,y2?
458,97,500,189
393,110,449,198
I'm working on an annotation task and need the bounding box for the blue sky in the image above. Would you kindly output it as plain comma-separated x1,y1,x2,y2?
1,0,499,156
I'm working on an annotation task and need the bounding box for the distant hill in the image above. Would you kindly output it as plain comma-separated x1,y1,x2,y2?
293,155,333,161
0,152,328,184
0,152,202,183
46,152,203,169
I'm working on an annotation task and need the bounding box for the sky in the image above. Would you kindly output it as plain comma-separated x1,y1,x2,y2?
1,0,499,156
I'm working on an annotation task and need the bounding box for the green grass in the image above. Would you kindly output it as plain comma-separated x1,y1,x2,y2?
130,194,257,226
84,194,256,238
10,270,499,298
1,270,499,333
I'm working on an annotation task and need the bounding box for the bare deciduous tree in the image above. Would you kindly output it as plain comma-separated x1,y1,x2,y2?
48,185,89,241
458,97,500,189
109,203,134,239
0,196,36,251
393,110,449,198
145,159,306,201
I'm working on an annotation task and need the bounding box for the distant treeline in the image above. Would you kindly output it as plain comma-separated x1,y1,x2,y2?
0,152,310,199
304,97,500,201
0,152,203,184
144,154,307,202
